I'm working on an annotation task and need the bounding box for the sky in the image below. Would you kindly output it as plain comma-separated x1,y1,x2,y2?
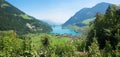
6,0,120,25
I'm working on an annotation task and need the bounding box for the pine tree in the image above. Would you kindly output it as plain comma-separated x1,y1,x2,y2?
103,41,116,57
87,4,119,49
115,42,120,57
88,38,101,57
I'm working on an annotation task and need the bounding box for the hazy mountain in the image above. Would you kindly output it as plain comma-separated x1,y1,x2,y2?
41,19,57,26
0,0,52,34
63,2,110,27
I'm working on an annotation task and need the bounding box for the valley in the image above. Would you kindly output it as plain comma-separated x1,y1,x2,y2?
0,0,120,57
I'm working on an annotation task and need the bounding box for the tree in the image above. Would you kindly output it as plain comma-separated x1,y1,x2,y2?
88,38,101,57
103,41,115,57
87,4,119,49
115,42,120,57
0,30,21,57
22,37,33,57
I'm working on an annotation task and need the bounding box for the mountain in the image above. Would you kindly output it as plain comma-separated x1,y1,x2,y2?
63,2,110,27
0,0,52,35
41,19,57,26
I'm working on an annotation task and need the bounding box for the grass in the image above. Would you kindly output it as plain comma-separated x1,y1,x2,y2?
51,36,71,45
26,33,71,50
19,14,32,20
82,17,95,25
1,3,10,8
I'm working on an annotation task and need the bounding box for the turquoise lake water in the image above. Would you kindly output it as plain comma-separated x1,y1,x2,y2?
51,26,81,36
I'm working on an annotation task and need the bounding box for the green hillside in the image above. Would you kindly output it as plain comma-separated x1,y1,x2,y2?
63,2,110,27
82,17,95,25
0,0,52,35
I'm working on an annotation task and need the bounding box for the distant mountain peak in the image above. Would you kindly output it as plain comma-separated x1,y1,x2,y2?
63,2,111,27
93,2,110,8
97,2,110,4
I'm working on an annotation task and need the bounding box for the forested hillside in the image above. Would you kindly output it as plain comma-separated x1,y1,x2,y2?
0,0,52,35
63,2,110,27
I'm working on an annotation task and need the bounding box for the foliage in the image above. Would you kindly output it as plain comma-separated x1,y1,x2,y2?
87,4,120,49
0,30,21,57
88,38,101,57
0,0,52,35
73,39,86,52
115,42,120,57
102,41,115,57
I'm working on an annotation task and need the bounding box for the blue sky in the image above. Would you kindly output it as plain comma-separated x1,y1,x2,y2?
6,0,120,25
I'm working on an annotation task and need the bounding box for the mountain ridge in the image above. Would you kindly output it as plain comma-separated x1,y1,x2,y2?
0,0,52,34
63,2,111,27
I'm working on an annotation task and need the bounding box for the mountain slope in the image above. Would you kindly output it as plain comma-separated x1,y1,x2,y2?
63,2,110,27
0,0,52,34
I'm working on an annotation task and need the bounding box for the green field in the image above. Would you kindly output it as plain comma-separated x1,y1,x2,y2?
82,17,95,25
25,33,72,50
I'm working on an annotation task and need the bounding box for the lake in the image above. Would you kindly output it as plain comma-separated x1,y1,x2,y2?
51,25,81,36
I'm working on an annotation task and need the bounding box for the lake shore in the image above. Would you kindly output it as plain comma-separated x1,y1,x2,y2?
51,25,82,36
